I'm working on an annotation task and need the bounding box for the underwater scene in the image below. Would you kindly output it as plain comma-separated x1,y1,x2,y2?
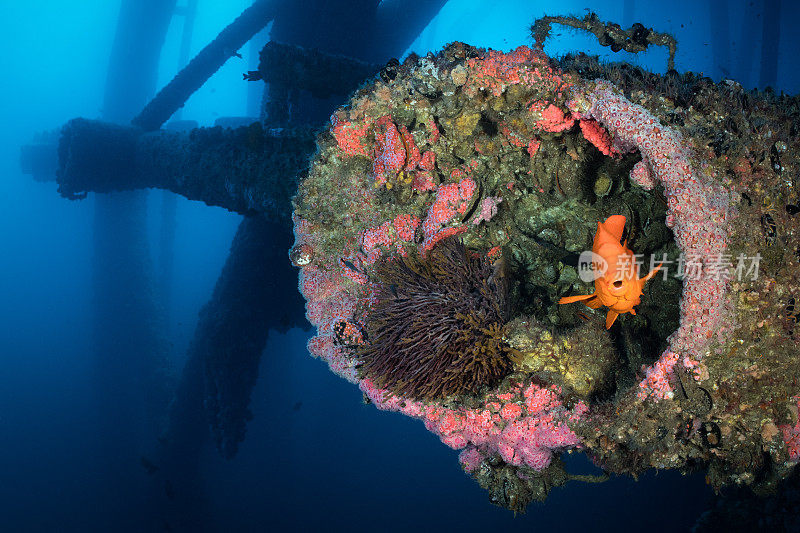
3,0,800,531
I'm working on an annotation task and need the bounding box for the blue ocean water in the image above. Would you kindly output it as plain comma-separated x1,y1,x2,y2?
0,1,797,531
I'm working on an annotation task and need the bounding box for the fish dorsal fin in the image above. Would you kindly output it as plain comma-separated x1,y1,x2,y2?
601,215,627,243
593,215,627,253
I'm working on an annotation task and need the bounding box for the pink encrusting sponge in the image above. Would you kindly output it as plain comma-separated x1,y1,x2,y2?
570,80,734,401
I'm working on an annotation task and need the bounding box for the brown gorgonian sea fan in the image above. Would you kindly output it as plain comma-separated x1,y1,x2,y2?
357,238,513,400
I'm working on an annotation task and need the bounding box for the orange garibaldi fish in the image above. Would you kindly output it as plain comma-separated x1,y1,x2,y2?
558,215,661,329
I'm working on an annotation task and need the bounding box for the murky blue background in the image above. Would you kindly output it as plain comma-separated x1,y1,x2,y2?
1,1,796,530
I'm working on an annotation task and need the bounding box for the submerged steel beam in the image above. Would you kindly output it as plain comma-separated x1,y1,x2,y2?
258,41,381,99
57,118,316,223
199,216,304,458
132,0,277,131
